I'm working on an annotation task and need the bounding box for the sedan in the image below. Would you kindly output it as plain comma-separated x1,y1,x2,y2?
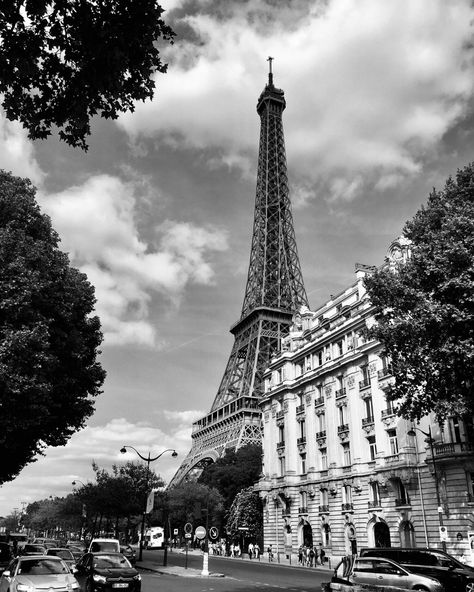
0,555,80,592
75,553,141,592
47,548,77,573
20,545,47,556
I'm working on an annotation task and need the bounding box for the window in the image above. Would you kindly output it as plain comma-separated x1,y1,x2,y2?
396,480,409,505
342,443,351,466
339,405,346,426
300,453,306,474
279,456,285,476
343,485,352,505
321,448,328,470
322,523,331,546
317,351,323,366
466,472,474,502
318,413,326,432
295,362,303,377
368,436,377,461
370,482,381,506
387,429,399,455
278,425,284,444
299,420,306,439
300,491,307,508
320,488,328,506
365,397,374,420
305,355,312,372
336,340,344,357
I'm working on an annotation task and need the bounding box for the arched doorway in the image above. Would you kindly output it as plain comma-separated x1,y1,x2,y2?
345,524,357,555
399,520,416,547
301,521,313,547
321,523,331,547
374,521,391,547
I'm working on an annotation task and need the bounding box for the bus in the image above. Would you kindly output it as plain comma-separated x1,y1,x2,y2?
144,527,164,549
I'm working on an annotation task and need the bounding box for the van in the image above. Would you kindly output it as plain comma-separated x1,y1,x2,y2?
359,547,474,592
88,538,120,553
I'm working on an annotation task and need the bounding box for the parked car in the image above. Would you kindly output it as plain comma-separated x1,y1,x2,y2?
360,547,474,592
0,555,80,592
75,553,141,592
0,544,13,575
33,538,60,549
88,539,120,553
120,546,136,566
332,555,444,591
46,548,77,572
20,544,47,556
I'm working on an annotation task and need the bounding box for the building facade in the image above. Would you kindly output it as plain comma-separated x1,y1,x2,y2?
258,239,474,564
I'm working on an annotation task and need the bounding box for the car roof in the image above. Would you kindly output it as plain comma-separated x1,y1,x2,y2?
19,555,64,561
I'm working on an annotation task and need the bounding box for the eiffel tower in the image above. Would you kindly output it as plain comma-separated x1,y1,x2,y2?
169,60,308,486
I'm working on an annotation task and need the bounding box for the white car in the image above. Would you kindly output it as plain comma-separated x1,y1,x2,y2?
0,555,80,592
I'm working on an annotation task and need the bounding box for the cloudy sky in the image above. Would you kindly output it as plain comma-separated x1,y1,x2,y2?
1,0,474,516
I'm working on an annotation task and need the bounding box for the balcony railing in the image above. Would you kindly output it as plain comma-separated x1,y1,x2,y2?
298,506,308,514
335,388,347,399
359,377,371,390
296,404,305,415
316,430,327,439
314,397,325,407
277,441,285,449
395,498,411,507
378,366,392,380
276,410,284,420
337,424,349,434
368,500,382,509
297,436,306,446
362,416,375,427
319,505,329,513
381,408,396,418
385,454,400,464
341,503,353,511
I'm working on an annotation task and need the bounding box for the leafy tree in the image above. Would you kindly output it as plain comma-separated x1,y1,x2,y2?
0,1,175,149
0,171,106,484
167,482,224,531
365,163,474,421
226,487,262,544
198,444,262,510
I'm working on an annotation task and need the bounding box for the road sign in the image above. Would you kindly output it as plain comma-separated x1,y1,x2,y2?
209,526,219,540
439,526,448,541
195,526,206,540
185,533,192,539
173,528,179,536
184,522,193,534
145,491,154,514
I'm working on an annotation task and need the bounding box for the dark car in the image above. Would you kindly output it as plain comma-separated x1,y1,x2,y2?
46,548,77,572
0,543,13,575
360,547,474,592
75,552,141,592
20,544,48,556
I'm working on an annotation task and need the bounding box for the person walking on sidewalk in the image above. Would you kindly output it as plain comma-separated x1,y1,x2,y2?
254,543,260,559
248,542,254,559
267,544,274,562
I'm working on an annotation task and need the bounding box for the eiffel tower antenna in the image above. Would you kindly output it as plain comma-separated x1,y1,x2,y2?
169,63,308,486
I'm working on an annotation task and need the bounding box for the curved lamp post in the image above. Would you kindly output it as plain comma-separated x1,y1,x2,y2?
407,425,446,551
120,446,178,562
71,480,85,487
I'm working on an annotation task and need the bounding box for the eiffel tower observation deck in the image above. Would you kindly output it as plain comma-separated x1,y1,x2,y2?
169,61,308,486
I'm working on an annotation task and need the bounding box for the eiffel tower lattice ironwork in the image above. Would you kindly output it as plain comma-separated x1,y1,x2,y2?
169,65,308,486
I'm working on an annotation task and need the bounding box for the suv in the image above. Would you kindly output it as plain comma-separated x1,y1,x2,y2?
360,547,474,592
332,555,444,591
87,539,120,553
0,543,13,575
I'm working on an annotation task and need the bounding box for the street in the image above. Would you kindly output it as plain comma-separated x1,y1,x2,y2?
138,549,330,591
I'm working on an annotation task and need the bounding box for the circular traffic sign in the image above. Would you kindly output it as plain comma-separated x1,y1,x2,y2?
209,527,219,540
195,526,206,540
184,522,193,534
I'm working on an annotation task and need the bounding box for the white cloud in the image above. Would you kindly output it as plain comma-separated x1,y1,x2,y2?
119,0,474,201
38,175,228,346
0,111,44,184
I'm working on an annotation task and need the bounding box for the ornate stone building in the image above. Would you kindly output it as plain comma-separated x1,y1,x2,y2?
258,238,474,563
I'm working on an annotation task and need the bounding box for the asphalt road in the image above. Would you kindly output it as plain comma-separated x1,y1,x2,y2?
140,549,330,592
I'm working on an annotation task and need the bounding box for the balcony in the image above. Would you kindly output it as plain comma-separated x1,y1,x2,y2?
337,424,349,434
341,503,354,512
335,388,347,399
276,441,285,449
359,377,371,390
368,500,382,510
381,407,396,418
314,397,325,407
433,441,474,459
395,498,411,508
319,505,329,513
296,404,305,415
276,410,284,420
297,436,306,446
378,366,392,380
298,506,308,514
316,430,327,439
362,416,375,427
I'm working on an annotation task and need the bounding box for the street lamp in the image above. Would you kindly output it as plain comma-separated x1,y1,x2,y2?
407,425,446,551
72,480,85,487
120,446,178,562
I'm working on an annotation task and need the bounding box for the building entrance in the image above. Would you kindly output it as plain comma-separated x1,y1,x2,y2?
374,521,391,547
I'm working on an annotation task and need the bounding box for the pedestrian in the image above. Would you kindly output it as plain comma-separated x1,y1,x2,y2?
248,542,254,559
319,544,326,565
267,544,273,561
298,545,303,565
309,546,315,567
254,543,260,559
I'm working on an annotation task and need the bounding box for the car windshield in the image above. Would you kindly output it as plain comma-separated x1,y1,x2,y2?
25,546,45,553
49,550,74,560
19,559,69,575
93,555,131,569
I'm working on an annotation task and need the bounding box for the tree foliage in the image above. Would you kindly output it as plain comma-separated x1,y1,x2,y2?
226,487,262,543
198,444,262,510
365,163,474,421
0,1,175,149
166,482,224,529
0,171,106,484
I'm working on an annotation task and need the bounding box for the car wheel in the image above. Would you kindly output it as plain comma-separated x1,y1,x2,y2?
466,582,474,592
